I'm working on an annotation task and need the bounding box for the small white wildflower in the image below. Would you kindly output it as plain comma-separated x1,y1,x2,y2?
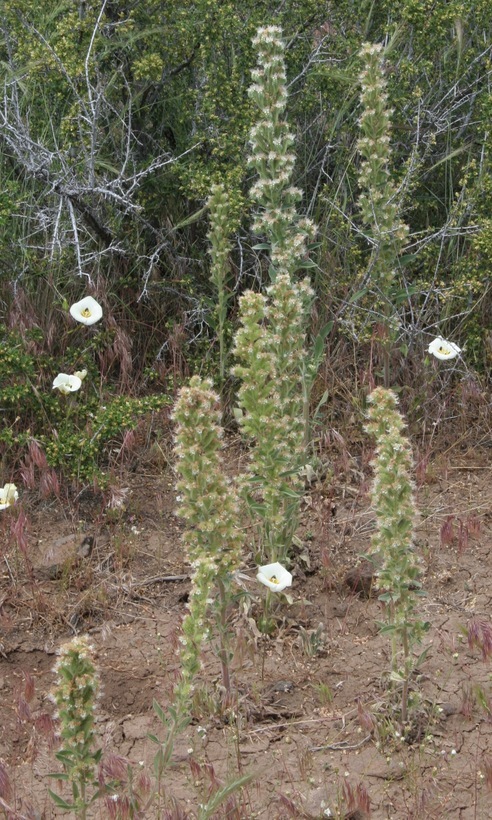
256,561,292,592
73,369,88,381
52,373,82,394
0,483,18,510
428,336,461,361
70,296,103,326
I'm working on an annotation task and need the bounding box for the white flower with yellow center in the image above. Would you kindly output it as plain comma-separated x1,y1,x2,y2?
53,373,82,394
257,561,292,592
0,483,18,510
69,296,103,326
428,337,461,361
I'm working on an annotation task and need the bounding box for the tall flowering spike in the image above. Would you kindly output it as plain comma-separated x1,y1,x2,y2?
248,25,315,279
232,24,317,564
357,43,409,300
366,388,417,571
50,636,101,811
233,276,312,562
208,183,234,280
366,388,428,722
207,183,234,384
172,376,242,712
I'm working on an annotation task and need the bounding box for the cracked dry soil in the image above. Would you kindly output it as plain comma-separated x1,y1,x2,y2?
1,442,492,819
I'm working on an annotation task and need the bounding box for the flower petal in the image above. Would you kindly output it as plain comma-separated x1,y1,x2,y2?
53,374,82,393
70,296,103,326
428,337,461,361
0,482,18,509
257,561,293,592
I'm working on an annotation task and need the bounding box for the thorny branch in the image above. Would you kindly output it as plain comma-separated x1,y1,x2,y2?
0,9,196,290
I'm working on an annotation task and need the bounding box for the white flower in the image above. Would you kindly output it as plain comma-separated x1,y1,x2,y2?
0,483,18,510
70,296,103,326
73,369,87,381
257,561,292,592
428,337,461,361
52,373,82,394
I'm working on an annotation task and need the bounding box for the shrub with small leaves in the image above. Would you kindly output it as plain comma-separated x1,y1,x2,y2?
0,325,169,486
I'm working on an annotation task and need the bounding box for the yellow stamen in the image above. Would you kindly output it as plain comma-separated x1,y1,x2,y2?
81,308,92,317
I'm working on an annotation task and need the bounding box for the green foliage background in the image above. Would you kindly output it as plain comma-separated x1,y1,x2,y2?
0,0,490,483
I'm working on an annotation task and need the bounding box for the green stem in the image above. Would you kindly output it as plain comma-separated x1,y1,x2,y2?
78,779,87,820
302,372,310,451
217,577,231,701
401,624,410,725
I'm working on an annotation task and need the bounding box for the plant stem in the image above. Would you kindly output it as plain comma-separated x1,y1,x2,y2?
401,625,410,724
217,577,231,702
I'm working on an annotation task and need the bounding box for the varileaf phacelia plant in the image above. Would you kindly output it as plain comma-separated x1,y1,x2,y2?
366,387,428,724
207,183,234,386
172,375,242,711
248,25,315,280
233,25,314,565
49,636,101,818
357,43,409,303
357,43,410,386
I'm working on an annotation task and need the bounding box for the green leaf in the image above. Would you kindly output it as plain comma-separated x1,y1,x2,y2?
48,790,75,810
198,773,254,819
348,288,368,304
398,254,418,266
414,645,431,667
314,389,329,417
280,486,302,498
378,591,396,603
392,287,418,304
389,670,405,683
153,699,168,726
312,321,333,360
251,243,271,250
379,622,397,634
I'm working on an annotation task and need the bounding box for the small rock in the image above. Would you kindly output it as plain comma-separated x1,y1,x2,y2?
77,535,94,559
270,680,295,694
439,702,457,717
344,561,377,597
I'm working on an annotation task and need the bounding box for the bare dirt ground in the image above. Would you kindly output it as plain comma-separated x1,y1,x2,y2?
1,436,492,819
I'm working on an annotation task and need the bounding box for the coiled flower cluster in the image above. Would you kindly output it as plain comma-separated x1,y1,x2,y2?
248,26,315,279
357,43,409,300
